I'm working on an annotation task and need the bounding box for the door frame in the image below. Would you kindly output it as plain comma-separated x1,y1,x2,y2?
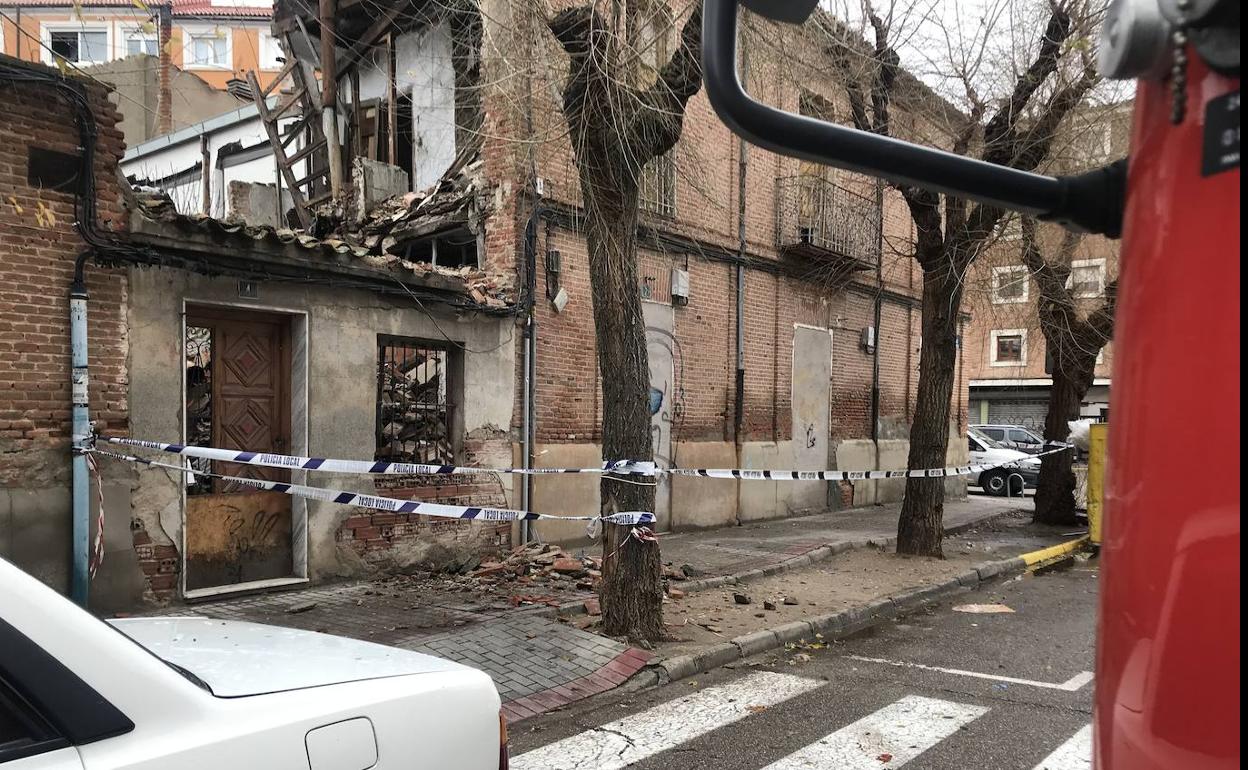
180,300,310,600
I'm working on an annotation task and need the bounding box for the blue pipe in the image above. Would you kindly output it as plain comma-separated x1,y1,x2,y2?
70,256,91,607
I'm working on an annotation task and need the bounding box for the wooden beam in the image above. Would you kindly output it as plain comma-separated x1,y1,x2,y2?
387,32,397,166
249,70,313,229
336,1,405,80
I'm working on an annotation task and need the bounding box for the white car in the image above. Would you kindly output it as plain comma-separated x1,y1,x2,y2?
0,557,508,769
967,429,1041,496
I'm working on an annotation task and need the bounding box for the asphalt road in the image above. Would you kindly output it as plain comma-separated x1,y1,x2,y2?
508,561,1098,769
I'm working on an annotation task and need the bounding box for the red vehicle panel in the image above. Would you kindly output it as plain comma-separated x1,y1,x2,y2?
1094,51,1240,770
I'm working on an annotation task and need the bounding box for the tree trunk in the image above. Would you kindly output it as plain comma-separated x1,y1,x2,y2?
1034,349,1096,525
897,268,964,556
582,177,664,642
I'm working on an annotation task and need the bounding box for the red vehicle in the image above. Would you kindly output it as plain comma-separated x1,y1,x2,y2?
701,1,1240,768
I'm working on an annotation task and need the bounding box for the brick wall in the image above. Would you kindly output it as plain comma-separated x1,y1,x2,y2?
0,60,133,590
490,5,968,458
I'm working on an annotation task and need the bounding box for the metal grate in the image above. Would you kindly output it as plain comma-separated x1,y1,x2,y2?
376,338,454,464
640,151,676,217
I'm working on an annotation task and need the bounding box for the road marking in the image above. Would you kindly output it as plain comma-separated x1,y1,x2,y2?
510,671,822,770
845,655,1095,691
761,695,988,769
1032,724,1093,770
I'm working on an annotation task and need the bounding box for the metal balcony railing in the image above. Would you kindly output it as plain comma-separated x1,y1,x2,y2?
776,174,881,269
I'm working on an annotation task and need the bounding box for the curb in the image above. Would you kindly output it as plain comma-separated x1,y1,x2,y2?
1020,536,1089,568
647,555,1029,688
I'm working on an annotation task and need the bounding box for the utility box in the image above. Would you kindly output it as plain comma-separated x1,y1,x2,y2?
860,326,876,353
671,268,690,306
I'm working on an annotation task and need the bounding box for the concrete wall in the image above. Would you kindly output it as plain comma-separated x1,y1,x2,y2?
356,23,457,192
88,56,244,147
123,267,516,596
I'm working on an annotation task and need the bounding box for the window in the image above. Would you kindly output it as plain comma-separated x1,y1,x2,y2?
980,427,1006,442
184,28,230,68
1009,428,1041,446
992,265,1029,304
1068,258,1106,298
1,680,64,763
259,30,284,70
639,151,676,217
125,32,158,57
990,329,1026,366
46,28,108,63
376,338,458,464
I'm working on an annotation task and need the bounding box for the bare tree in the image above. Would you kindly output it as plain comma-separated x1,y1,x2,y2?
823,0,1100,555
545,2,703,641
1018,217,1115,524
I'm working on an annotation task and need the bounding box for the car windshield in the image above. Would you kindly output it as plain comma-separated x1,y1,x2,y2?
969,428,1002,449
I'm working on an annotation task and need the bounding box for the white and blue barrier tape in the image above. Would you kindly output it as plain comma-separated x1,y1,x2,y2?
667,445,1070,480
101,437,656,477
99,436,1071,482
92,448,656,528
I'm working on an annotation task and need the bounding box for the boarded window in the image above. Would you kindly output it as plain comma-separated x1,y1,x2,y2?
376,338,457,464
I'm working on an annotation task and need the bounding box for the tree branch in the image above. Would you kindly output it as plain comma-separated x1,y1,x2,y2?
981,6,1073,162
631,2,704,161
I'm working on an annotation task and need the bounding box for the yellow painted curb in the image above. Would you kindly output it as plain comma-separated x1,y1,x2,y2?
1021,536,1090,568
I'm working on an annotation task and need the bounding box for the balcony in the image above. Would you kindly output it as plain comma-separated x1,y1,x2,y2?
776,175,881,272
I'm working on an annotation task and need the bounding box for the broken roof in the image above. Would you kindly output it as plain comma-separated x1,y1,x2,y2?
123,182,515,311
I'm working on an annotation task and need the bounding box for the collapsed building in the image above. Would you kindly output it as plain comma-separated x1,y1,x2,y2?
0,0,971,609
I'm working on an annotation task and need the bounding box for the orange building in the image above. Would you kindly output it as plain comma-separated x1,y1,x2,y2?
0,0,281,91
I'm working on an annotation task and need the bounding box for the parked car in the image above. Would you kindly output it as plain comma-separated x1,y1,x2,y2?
0,557,508,769
972,423,1046,454
968,428,1040,496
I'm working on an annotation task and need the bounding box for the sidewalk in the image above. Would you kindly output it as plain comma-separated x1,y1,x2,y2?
133,495,1034,721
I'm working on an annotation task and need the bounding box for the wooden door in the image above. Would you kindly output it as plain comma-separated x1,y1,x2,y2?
184,308,294,592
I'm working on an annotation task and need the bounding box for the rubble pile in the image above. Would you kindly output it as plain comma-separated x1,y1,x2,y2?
467,542,604,598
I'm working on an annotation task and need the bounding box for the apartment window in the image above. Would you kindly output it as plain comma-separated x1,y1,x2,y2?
991,329,1026,366
46,28,108,64
259,30,284,70
125,32,158,57
376,338,457,464
1068,258,1106,298
185,28,230,68
992,265,1030,304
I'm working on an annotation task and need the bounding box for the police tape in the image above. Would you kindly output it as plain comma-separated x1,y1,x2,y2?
91,449,656,529
100,436,656,477
667,444,1071,481
100,436,1071,482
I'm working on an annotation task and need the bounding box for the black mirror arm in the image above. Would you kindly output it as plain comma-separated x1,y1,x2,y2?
703,0,1126,238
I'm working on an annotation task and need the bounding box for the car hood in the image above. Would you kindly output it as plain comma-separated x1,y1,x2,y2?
110,617,469,697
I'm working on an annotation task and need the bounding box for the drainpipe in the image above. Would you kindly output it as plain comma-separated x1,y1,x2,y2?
733,39,749,526
520,204,541,544
869,179,883,444
69,251,92,607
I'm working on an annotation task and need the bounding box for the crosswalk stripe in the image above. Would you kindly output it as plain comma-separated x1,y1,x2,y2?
761,695,989,769
510,671,823,770
1031,724,1093,770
